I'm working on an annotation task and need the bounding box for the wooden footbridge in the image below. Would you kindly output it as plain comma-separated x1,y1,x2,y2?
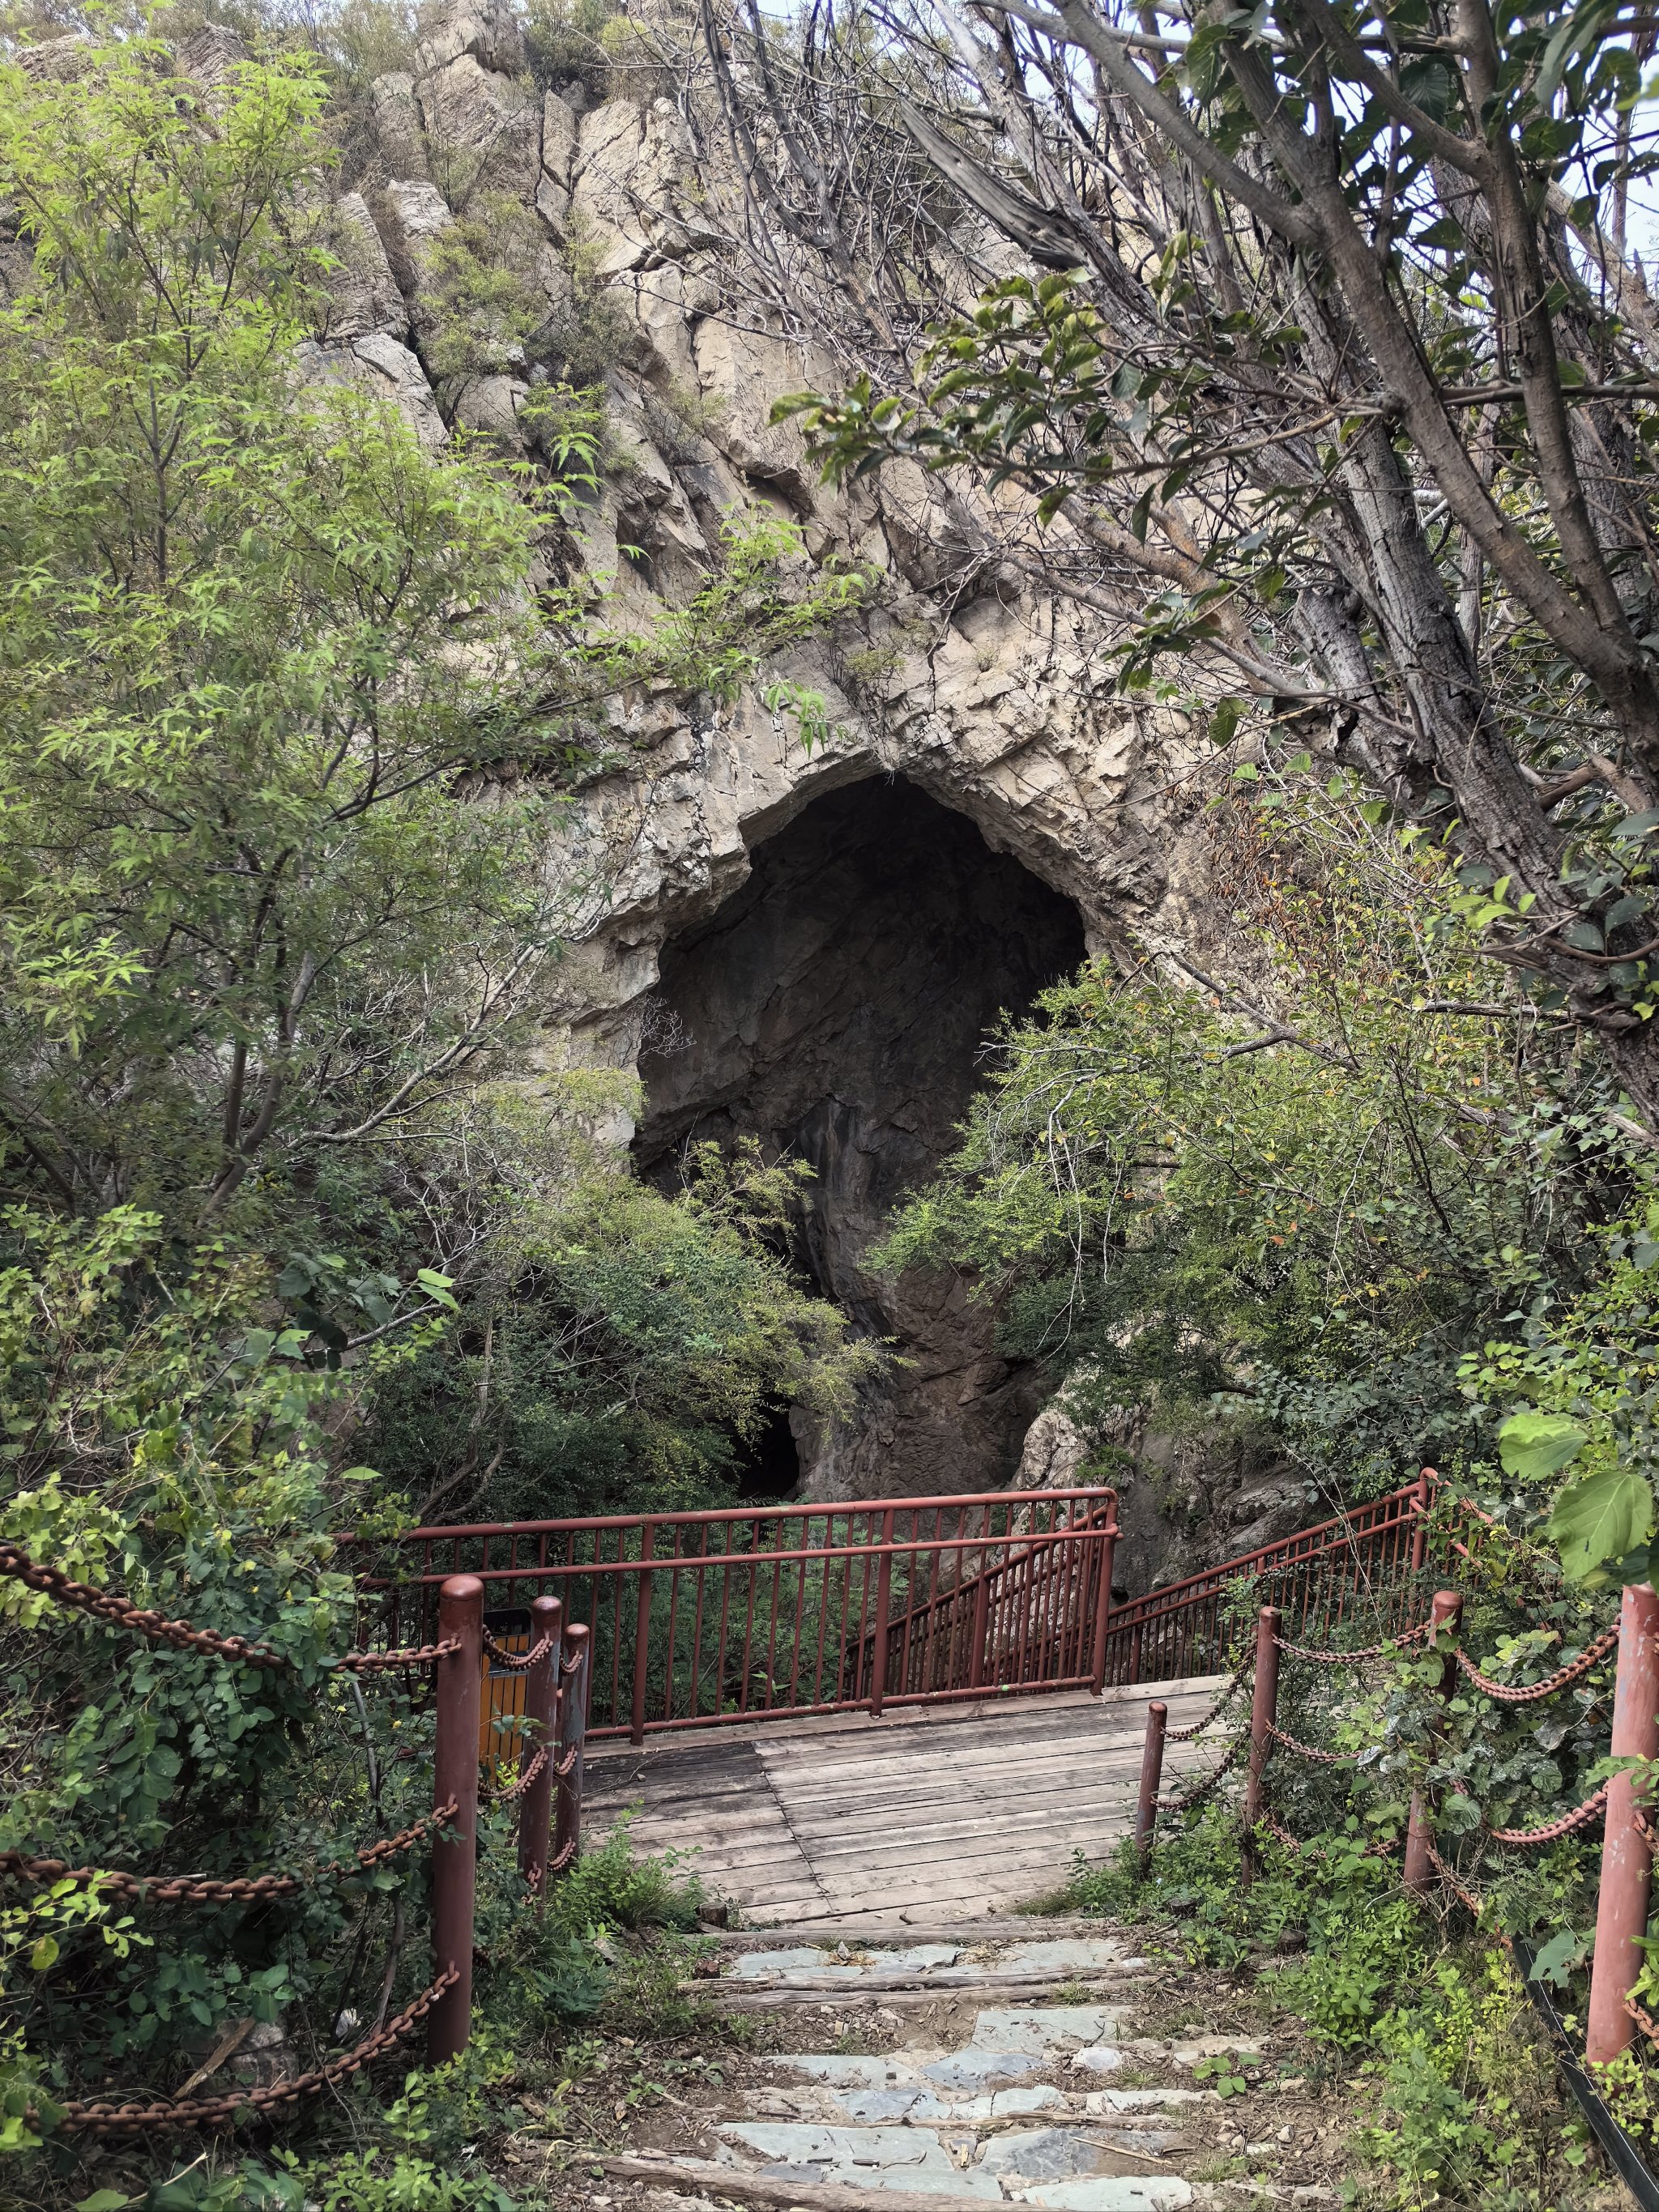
356,1478,1432,1924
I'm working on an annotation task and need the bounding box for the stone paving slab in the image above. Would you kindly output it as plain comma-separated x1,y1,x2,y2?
775,2055,923,2086
1017,2180,1194,2210
924,2049,1051,2089
969,2008,1120,2052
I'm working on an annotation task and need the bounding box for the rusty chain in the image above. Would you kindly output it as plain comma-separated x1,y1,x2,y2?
34,1965,458,2134
1452,1622,1620,1705
1269,1723,1365,1766
1258,1806,1303,1854
552,1742,578,1778
0,1541,288,1666
0,1535,458,1673
1486,1781,1609,1847
1627,1993,1659,2048
1165,1660,1252,1741
1273,1622,1430,1664
0,1799,462,1903
560,1647,584,1675
546,1834,578,1877
482,1627,555,1673
1154,1728,1249,1813
337,1639,462,1673
484,1746,548,1807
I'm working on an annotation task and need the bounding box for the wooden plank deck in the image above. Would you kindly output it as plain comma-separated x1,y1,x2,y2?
582,1675,1228,1926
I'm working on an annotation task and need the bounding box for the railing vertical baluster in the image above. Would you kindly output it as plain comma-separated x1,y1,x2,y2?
662,1533,683,1726
738,1519,760,1713
784,1549,807,1710
1410,1466,1431,1574
1242,1604,1282,1873
630,1523,657,1746
1403,1590,1463,1894
714,1527,735,1719
763,1538,785,1714
869,1508,896,1716
429,1573,483,2064
688,1528,709,1720
970,1553,992,1690
518,1595,562,1903
1587,1581,1659,2064
1090,1515,1119,1695
919,1522,943,1694
608,1531,623,1734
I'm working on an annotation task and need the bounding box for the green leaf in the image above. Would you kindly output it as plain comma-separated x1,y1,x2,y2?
75,2192,132,2211
1528,1929,1587,1987
1499,1411,1589,1481
28,1935,59,1971
1548,1466,1656,1583
1209,697,1245,746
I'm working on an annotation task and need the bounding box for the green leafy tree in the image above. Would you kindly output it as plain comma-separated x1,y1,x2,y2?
0,25,866,2155
875,767,1651,1500
748,0,1659,1117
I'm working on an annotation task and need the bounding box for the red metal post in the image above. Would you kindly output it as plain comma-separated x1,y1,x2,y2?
1410,1467,1433,1574
1090,1519,1120,1695
1135,1698,1167,1872
429,1572,483,2065
629,1523,655,1748
869,1508,895,1717
969,1561,992,1691
1588,1582,1659,2065
517,1595,562,1897
1403,1589,1463,1896
1243,1605,1282,1849
554,1622,591,1880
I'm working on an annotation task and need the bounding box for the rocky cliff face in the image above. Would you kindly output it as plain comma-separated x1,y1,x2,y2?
129,2,1303,1565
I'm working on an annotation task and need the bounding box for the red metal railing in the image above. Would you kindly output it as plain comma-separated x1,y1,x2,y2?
1096,1476,1435,1686
351,1488,1120,1745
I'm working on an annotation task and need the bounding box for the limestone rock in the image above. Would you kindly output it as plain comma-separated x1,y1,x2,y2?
382,177,457,249
571,97,715,275
14,32,93,78
418,52,539,204
453,371,529,448
1015,1404,1094,1494
371,73,431,182
175,25,249,96
298,332,448,450
415,0,525,79
347,0,1273,1516
536,89,580,232
320,193,407,342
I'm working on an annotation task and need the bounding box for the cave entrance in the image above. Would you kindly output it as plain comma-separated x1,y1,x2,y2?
634,774,1087,1500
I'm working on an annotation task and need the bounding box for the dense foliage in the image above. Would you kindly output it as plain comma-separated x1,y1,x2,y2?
0,24,867,2197
765,0,1659,1119
876,765,1655,1518
1047,1806,1600,2209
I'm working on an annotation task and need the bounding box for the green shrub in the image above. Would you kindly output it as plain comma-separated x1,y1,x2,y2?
548,1813,706,1937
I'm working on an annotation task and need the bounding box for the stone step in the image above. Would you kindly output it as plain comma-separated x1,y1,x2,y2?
706,1980,1149,2013
603,2152,1195,2212
702,1919,1131,1949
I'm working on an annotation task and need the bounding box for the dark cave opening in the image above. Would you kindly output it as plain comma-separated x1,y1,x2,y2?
736,1401,805,1502
634,773,1087,1499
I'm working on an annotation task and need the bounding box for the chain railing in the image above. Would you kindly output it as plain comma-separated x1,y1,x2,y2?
1130,1537,1657,2081
0,1543,592,2123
